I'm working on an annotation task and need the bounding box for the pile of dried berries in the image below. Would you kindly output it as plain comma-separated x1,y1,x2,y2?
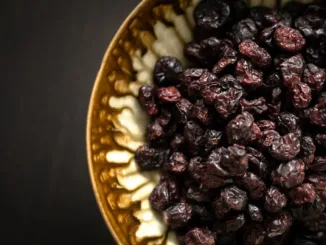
136,1,326,244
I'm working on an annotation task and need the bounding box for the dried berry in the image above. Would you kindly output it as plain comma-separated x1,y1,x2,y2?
194,0,230,32
174,98,193,124
291,195,325,221
315,135,326,148
257,120,275,131
155,109,172,128
149,180,180,211
215,87,243,119
226,112,254,144
303,64,326,91
187,187,211,202
292,82,312,109
289,184,316,205
264,187,287,213
154,56,183,86
170,134,185,152
225,214,246,232
249,6,279,29
280,54,305,89
221,185,248,211
303,213,326,232
185,227,215,245
221,145,248,176
311,101,326,127
212,40,238,74
164,203,193,228
188,157,205,183
184,121,204,155
274,26,306,53
232,18,258,44
191,100,213,126
259,130,281,149
248,204,263,222
310,157,326,172
265,211,292,237
203,130,222,153
271,159,305,189
157,86,182,103
300,136,316,165
135,144,168,170
239,40,272,67
244,224,266,245
166,152,188,174
238,172,266,200
139,84,158,116
213,197,230,220
241,97,268,115
146,122,164,142
269,133,301,161
277,113,300,135
264,72,282,88
236,59,263,88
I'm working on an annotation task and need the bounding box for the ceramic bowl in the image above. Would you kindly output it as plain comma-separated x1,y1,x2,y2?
86,0,314,244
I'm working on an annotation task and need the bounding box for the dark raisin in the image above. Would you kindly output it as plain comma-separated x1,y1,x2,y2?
265,211,292,237
241,97,268,115
260,24,278,49
305,43,326,68
303,213,326,232
274,26,306,53
247,147,270,180
231,18,258,44
138,84,158,116
213,197,230,220
300,136,316,165
280,54,305,89
184,121,204,155
194,0,230,33
221,185,248,211
311,101,326,127
185,42,206,65
188,157,205,183
174,98,193,124
271,159,305,189
257,120,276,131
225,214,246,232
248,204,263,222
184,227,215,245
149,180,180,211
191,100,213,126
247,123,262,142
157,86,182,103
315,135,326,148
244,224,266,245
264,187,287,213
146,122,164,142
269,133,301,161
277,113,300,135
289,183,316,205
154,56,183,86
310,157,326,172
163,203,193,228
239,40,272,67
292,82,312,109
187,186,212,202
212,40,238,74
170,134,185,152
238,172,266,200
264,72,282,88
291,196,325,222
236,59,263,88
295,15,326,41
226,111,254,144
215,87,243,119
221,145,248,176
303,64,326,91
203,130,222,153
135,144,168,170
166,152,188,174
155,109,172,128
249,6,279,29
259,130,281,149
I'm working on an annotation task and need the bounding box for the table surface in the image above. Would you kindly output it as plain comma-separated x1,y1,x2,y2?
1,0,140,243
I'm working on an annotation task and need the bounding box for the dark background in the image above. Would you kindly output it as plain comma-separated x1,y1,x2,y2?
2,0,140,243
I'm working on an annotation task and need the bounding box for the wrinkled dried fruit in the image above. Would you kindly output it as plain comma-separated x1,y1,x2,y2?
213,197,230,220
311,101,326,127
241,97,268,115
232,18,258,44
154,56,183,86
271,159,305,189
269,133,301,161
236,59,263,88
135,144,169,170
238,172,266,200
310,157,326,172
221,185,248,211
280,54,305,89
264,187,287,212
265,211,292,237
157,86,182,103
274,26,306,52
239,40,272,67
166,152,188,174
185,227,215,245
139,84,158,116
149,180,180,211
248,204,263,222
164,203,192,228
303,64,326,91
226,112,254,144
289,183,317,205
257,120,275,131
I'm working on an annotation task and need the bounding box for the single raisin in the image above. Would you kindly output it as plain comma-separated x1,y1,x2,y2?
174,98,193,124
139,84,158,116
149,180,180,211
191,100,213,126
310,101,326,127
248,204,263,222
170,134,185,152
184,121,204,155
157,86,182,103
166,152,188,174
231,18,258,44
226,111,254,144
291,196,325,222
280,54,305,89
289,183,316,205
271,159,305,189
225,214,246,232
264,187,287,213
221,145,248,176
215,87,243,119
241,97,268,115
292,82,312,109
221,185,248,211
154,56,183,86
135,144,169,170
257,120,276,131
300,136,316,165
184,227,215,245
244,224,266,245
164,203,193,228
274,26,306,53
269,133,301,161
310,157,326,172
265,211,292,237
238,172,266,200
239,40,272,67
303,64,326,91
213,197,230,220
315,135,326,148
236,59,263,88
203,130,222,153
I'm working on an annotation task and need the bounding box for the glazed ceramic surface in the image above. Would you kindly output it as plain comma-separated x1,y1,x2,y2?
86,0,314,244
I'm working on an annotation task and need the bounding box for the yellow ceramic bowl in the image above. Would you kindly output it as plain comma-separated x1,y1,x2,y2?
86,0,314,244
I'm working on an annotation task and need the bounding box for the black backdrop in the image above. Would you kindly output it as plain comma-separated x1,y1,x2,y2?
2,0,140,243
